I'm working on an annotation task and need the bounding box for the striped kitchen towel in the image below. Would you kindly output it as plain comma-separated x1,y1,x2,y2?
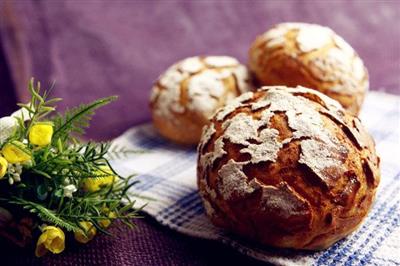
110,91,400,266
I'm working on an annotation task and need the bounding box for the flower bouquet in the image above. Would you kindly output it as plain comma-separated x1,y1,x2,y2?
0,79,140,257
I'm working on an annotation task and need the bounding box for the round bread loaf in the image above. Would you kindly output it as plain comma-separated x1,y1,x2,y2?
249,23,368,115
197,86,380,250
150,56,253,145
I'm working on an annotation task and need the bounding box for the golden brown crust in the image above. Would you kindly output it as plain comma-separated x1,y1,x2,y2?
150,56,253,145
197,86,380,250
249,23,369,115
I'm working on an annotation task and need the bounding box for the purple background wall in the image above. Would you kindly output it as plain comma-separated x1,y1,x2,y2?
0,1,399,265
1,1,399,141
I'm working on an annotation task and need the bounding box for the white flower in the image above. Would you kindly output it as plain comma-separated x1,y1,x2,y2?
14,164,22,173
0,106,32,145
12,173,21,182
0,116,18,145
6,163,23,184
63,184,77,198
62,176,70,185
11,106,32,121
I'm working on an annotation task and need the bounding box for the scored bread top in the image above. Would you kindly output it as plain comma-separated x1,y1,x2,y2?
197,86,380,249
251,23,367,94
249,23,368,115
150,56,252,124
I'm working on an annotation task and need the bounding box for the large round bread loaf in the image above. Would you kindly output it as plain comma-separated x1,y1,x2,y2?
197,86,380,250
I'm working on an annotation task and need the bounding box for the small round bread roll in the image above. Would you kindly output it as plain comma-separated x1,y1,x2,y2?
197,86,380,250
150,56,253,145
249,23,368,115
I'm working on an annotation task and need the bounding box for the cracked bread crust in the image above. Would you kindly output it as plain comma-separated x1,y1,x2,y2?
150,56,253,145
249,23,369,115
197,86,380,250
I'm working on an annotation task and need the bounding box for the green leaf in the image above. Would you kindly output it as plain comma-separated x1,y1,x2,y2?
8,198,80,232
32,169,52,179
52,96,118,142
54,189,64,198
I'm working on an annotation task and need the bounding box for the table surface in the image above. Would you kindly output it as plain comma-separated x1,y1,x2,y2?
0,1,399,265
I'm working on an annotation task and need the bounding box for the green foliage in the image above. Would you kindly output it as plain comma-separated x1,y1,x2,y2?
4,198,80,232
52,96,117,144
0,78,142,241
12,79,61,141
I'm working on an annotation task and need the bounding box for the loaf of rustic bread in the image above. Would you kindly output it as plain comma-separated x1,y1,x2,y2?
249,23,368,115
197,86,380,250
150,56,253,145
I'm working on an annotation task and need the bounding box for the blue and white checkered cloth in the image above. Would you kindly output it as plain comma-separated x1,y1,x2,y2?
111,91,400,266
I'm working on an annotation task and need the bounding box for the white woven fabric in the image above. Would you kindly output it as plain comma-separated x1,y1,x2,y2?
111,91,400,266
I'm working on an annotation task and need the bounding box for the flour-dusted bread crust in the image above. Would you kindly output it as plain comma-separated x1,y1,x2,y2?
150,56,253,145
197,86,380,250
249,23,369,115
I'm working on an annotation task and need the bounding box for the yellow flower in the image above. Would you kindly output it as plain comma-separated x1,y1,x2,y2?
99,210,117,229
2,141,31,163
74,221,97,244
35,226,65,257
0,156,8,178
29,123,53,146
82,166,117,192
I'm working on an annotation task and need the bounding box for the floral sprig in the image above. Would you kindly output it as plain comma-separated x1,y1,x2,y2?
0,79,141,257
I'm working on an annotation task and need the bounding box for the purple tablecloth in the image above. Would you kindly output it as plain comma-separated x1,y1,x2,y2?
0,1,399,265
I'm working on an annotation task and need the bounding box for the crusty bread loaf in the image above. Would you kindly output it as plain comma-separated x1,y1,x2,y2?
150,56,253,145
249,23,369,115
197,86,380,250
